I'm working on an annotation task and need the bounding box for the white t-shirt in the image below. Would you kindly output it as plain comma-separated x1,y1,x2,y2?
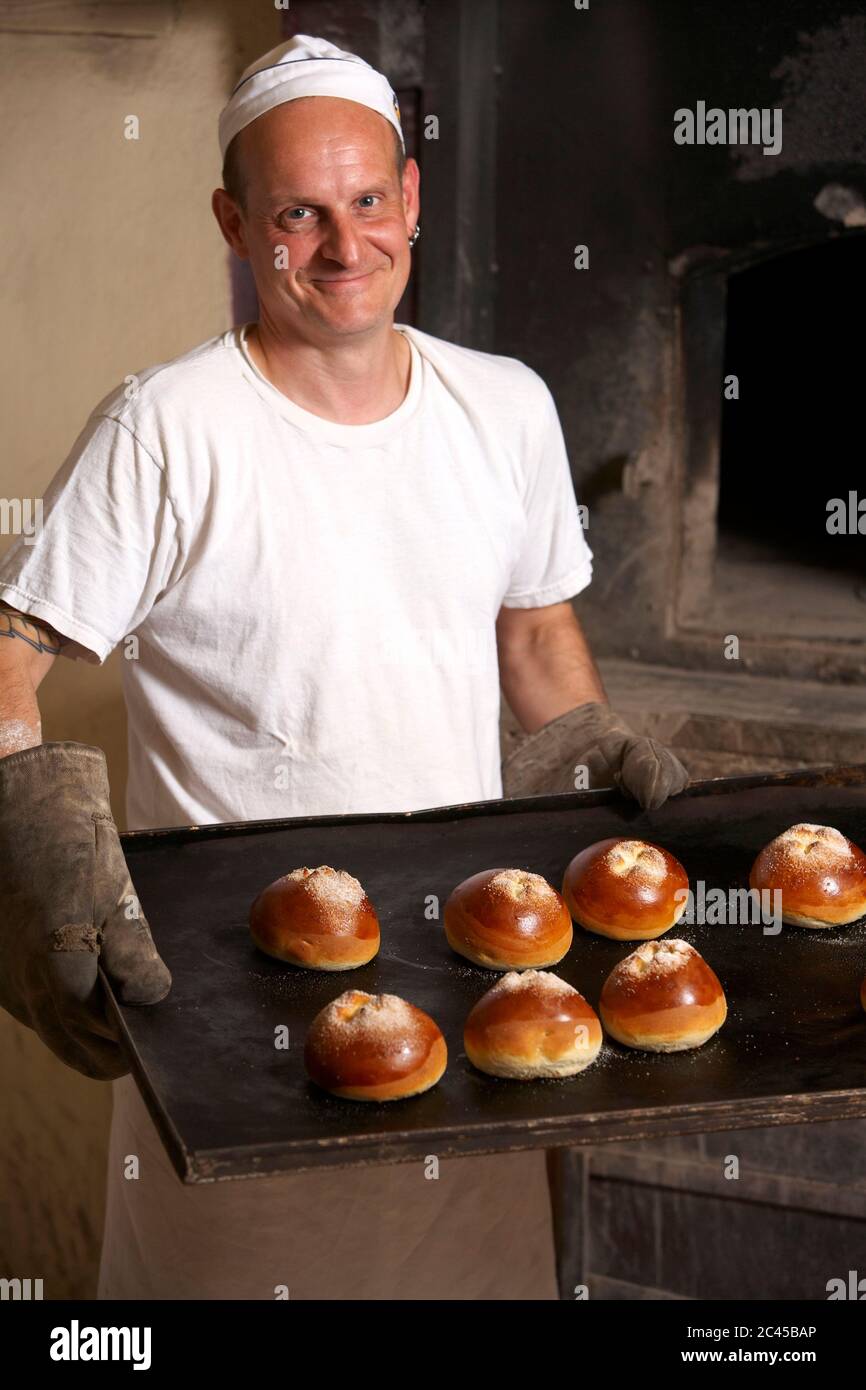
0,322,592,1300
0,322,592,830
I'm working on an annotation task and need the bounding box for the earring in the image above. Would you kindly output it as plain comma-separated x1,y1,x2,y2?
408,223,421,247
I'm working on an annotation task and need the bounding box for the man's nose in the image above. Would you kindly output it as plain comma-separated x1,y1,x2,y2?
318,214,365,267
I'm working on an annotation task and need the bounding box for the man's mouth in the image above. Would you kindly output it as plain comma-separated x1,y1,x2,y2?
310,270,379,288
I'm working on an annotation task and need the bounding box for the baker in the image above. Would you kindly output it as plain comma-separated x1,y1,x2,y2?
0,34,689,1300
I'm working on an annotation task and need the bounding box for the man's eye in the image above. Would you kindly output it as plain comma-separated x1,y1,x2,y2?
278,207,311,226
358,196,379,208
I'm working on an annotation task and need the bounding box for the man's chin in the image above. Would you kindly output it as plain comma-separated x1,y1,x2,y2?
304,296,395,335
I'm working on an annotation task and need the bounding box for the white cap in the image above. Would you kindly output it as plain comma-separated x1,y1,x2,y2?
218,33,404,161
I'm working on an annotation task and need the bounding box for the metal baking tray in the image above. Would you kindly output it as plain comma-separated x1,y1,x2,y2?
101,764,866,1183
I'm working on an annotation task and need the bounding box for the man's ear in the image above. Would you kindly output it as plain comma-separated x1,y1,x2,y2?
402,157,420,232
211,188,250,260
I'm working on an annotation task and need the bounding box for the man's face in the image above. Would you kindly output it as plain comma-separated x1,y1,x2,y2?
214,96,418,343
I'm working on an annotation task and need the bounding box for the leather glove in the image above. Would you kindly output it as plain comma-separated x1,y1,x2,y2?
0,741,171,1080
501,701,690,810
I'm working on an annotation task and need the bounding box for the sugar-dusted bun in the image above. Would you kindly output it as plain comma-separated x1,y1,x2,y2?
562,838,689,940
444,868,573,969
599,938,726,1052
249,865,380,969
304,990,447,1100
464,970,602,1078
749,824,866,929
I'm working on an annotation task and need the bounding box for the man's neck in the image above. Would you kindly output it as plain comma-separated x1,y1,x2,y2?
245,322,411,426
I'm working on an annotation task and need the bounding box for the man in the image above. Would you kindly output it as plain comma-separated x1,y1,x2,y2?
0,35,687,1299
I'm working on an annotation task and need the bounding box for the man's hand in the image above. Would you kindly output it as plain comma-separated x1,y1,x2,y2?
501,700,689,809
0,603,170,1079
0,742,172,1079
496,602,689,809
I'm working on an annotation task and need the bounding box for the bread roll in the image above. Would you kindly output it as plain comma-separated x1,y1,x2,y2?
464,970,602,1078
304,990,447,1100
562,837,689,940
749,823,866,928
599,939,726,1051
249,865,380,968
444,868,573,969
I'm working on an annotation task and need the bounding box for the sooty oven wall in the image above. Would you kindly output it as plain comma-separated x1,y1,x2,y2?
493,0,866,681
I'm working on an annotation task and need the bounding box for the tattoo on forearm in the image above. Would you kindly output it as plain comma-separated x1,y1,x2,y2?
0,604,64,655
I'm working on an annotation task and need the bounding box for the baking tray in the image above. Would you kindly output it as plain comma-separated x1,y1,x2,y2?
101,764,866,1183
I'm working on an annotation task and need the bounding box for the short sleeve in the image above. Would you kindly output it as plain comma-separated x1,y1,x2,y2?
0,414,182,663
501,379,593,607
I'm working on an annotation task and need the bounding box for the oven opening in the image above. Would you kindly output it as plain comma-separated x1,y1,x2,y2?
713,234,866,641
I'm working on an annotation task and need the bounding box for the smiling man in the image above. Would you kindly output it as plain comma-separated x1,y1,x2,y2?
0,34,688,1300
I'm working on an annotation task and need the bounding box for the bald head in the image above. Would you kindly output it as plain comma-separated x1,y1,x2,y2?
221,96,406,214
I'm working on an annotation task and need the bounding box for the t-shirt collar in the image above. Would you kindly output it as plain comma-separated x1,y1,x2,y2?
234,322,422,447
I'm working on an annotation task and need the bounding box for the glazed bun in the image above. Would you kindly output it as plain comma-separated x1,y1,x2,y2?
249,865,380,969
444,868,573,969
464,970,602,1078
304,990,447,1100
562,838,689,940
749,824,866,928
599,939,726,1052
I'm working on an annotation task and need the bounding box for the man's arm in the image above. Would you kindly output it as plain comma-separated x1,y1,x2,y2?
497,598,689,808
0,602,63,756
496,599,607,734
